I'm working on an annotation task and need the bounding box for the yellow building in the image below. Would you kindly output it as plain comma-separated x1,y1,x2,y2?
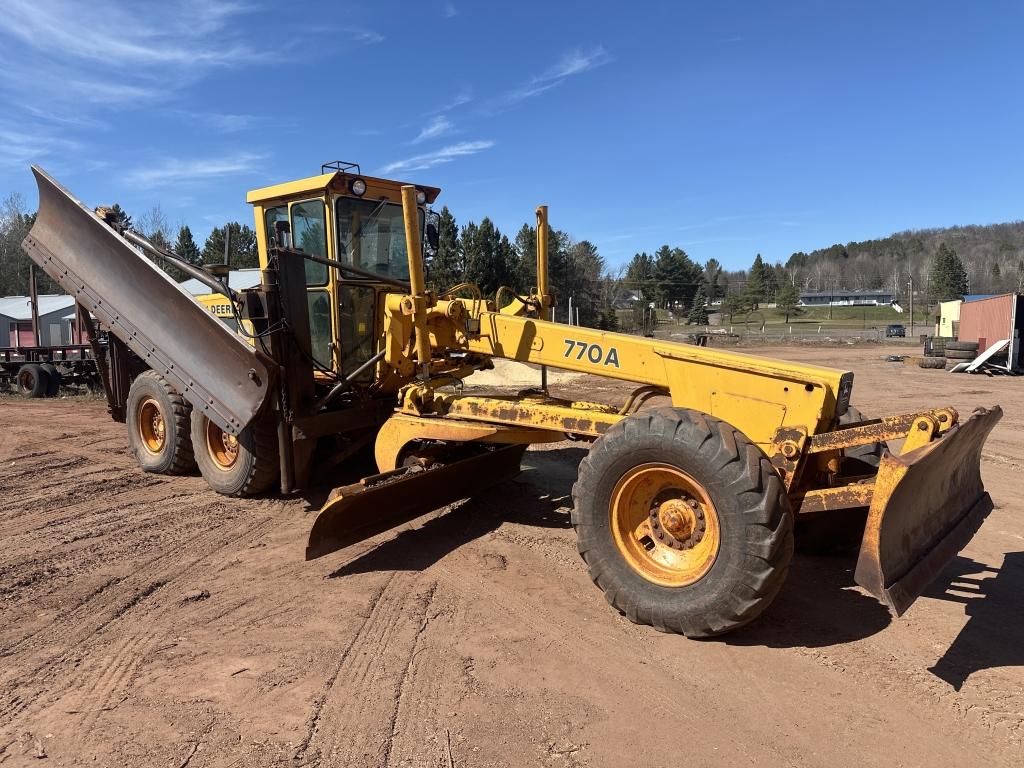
936,299,962,337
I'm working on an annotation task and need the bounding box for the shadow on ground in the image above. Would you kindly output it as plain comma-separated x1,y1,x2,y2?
923,552,1024,690
314,444,1022,669
326,449,582,578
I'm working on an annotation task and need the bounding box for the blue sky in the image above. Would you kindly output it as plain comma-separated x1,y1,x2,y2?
1,1,1021,271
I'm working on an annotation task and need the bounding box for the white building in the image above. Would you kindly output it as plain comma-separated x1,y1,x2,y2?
798,289,895,307
0,294,78,346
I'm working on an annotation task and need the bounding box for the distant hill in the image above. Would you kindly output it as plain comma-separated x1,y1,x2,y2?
785,221,1024,299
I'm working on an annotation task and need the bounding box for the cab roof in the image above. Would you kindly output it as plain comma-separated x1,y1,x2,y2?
246,170,441,206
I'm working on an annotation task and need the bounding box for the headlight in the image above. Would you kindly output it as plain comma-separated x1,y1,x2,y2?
350,178,366,196
416,189,426,205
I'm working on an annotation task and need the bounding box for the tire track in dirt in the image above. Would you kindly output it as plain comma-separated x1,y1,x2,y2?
0,501,278,730
294,573,441,767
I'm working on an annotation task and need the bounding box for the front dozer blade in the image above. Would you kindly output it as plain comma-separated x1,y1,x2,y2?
306,444,527,560
855,406,1002,616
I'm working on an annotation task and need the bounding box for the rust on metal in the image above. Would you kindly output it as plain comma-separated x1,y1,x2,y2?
769,425,808,491
422,395,622,437
806,410,954,453
854,406,1002,616
794,483,875,514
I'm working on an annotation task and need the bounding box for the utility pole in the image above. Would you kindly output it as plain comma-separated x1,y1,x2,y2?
29,264,40,345
907,274,914,337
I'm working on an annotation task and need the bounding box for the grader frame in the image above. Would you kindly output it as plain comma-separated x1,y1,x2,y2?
22,164,1001,636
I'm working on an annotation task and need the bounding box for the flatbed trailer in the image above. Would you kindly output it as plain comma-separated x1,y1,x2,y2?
0,343,100,397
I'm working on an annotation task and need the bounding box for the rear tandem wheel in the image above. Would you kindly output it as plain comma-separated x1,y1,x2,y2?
572,407,794,638
126,370,196,474
191,410,278,497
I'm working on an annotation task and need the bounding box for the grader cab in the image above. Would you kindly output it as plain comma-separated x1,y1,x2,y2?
23,164,1001,637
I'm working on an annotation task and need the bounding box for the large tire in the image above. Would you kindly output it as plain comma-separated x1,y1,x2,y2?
946,349,977,360
40,363,61,397
126,370,196,474
572,407,793,638
17,364,49,399
191,410,278,497
945,341,978,352
838,406,886,472
918,356,947,369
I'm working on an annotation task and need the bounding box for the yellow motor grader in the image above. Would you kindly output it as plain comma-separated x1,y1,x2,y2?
23,163,1001,637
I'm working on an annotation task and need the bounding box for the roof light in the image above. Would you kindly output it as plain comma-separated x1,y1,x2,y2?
416,190,426,205
350,178,366,196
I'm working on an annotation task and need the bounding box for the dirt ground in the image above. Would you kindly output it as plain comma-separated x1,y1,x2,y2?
1,344,1021,767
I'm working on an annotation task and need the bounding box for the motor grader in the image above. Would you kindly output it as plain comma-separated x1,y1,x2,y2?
23,163,1001,637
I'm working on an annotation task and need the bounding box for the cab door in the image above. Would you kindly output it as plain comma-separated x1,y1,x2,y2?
278,198,333,373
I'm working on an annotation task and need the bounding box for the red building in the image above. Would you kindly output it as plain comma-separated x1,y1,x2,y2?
957,293,1023,370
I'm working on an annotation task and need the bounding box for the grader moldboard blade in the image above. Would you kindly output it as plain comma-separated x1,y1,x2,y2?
22,166,272,435
855,406,1002,616
305,444,527,560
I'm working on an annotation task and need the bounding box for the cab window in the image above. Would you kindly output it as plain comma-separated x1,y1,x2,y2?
335,197,423,281
264,205,288,248
290,200,329,286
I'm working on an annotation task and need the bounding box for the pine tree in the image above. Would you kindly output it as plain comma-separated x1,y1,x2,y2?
427,206,462,290
687,284,709,325
173,225,201,265
202,223,258,269
929,242,968,301
742,254,767,310
776,280,801,323
625,252,655,303
107,203,132,231
461,218,518,299
704,258,722,300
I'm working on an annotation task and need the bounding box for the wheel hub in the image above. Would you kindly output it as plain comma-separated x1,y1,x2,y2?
137,398,166,454
206,420,240,469
609,463,721,587
651,496,706,550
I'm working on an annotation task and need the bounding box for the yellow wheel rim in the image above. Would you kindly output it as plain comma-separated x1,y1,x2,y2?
137,397,167,455
610,463,721,587
205,419,240,469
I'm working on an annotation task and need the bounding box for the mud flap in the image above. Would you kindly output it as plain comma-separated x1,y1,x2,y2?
855,406,1002,616
306,444,527,560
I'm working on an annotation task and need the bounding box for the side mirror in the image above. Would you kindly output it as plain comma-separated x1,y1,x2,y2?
424,211,440,254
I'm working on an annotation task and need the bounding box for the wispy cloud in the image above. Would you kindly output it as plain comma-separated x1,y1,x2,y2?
0,0,254,68
501,46,612,105
346,27,385,44
0,0,258,121
0,122,80,169
411,116,455,144
379,141,494,174
123,152,265,188
442,3,458,18
426,89,473,116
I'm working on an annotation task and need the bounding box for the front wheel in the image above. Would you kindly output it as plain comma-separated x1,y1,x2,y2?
572,407,793,637
191,410,278,497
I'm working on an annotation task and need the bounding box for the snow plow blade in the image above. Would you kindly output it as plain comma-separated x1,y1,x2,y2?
306,444,527,560
855,406,1002,616
21,166,272,435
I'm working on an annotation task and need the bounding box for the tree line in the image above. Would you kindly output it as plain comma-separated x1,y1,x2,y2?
3,188,1022,331
0,193,259,297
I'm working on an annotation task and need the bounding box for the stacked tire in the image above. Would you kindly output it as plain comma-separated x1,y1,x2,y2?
945,340,979,361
